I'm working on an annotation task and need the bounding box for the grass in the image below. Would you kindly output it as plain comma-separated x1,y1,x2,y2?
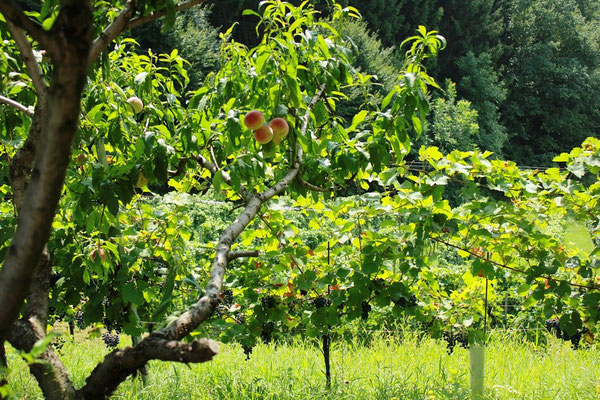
4,330,600,399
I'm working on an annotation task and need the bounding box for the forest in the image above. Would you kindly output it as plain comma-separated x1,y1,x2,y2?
1,0,600,399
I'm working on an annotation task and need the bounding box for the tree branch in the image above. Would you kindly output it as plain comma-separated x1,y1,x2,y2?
296,173,333,193
81,87,327,399
6,21,47,100
195,154,253,202
8,318,75,400
0,1,94,341
0,0,51,50
24,250,52,324
154,88,327,341
168,157,190,176
80,338,218,398
0,95,34,117
196,154,220,175
8,103,44,210
126,0,208,30
228,250,260,260
88,0,140,64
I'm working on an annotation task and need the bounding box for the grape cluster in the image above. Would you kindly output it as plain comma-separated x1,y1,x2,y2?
260,322,275,343
442,331,468,354
235,313,246,324
360,302,372,320
545,318,584,349
222,289,234,306
74,310,85,329
393,294,417,308
242,344,253,360
101,332,120,349
312,297,330,309
53,337,66,354
261,296,277,309
215,305,227,317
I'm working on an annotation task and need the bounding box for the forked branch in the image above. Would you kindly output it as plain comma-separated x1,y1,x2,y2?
0,1,51,50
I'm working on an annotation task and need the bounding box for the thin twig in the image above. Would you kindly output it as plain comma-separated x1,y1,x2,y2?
228,250,260,260
0,95,34,117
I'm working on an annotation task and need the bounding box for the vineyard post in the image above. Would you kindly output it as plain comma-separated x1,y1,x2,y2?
469,343,485,399
322,241,332,390
470,260,488,400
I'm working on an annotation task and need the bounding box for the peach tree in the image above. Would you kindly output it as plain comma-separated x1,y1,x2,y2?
0,0,445,398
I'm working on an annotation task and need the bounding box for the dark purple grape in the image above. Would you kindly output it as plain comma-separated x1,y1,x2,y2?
360,302,371,320
101,332,120,349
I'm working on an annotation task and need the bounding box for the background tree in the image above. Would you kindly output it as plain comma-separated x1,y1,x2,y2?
499,0,600,164
130,8,221,90
420,81,480,154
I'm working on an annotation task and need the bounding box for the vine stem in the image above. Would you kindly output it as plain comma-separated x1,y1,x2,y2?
430,236,597,290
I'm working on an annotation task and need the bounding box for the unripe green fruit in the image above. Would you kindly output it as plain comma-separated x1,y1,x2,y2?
126,97,144,113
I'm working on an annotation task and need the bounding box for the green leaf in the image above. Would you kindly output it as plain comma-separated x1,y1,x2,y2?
295,271,317,291
122,282,145,305
98,183,119,216
516,283,530,296
559,312,582,338
567,162,585,178
242,9,261,17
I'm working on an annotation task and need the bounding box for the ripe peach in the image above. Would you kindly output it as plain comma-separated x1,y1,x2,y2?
269,118,289,142
244,110,266,130
253,125,273,144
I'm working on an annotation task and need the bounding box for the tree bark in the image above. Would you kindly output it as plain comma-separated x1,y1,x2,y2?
8,319,77,400
0,0,94,341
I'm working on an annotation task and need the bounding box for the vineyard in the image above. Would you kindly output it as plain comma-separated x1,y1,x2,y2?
1,1,600,399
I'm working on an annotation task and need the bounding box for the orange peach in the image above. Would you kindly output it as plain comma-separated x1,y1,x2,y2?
244,110,266,130
253,125,273,144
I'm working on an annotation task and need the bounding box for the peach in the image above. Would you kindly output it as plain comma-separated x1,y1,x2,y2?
269,118,289,139
244,110,266,130
126,96,144,113
253,125,273,144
